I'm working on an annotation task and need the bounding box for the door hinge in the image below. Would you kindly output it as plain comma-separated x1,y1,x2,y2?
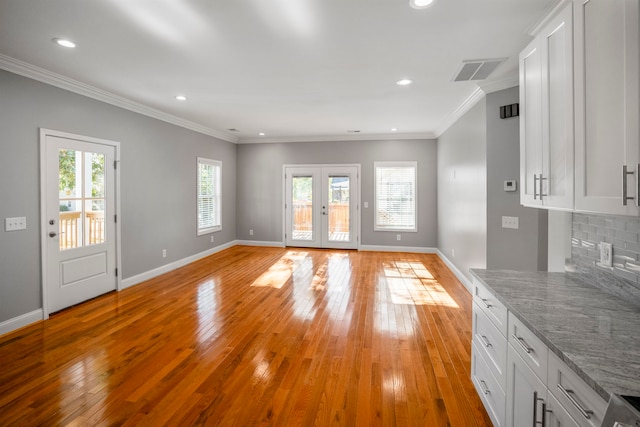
114,160,118,170
115,268,118,277
114,214,117,223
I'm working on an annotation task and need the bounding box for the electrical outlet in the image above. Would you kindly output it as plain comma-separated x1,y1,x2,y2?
396,234,401,241
600,242,613,267
451,248,455,257
249,229,253,236
501,216,519,229
162,249,167,258
210,235,214,243
363,202,369,208
5,217,26,231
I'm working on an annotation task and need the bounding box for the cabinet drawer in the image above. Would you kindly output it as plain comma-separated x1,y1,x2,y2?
472,342,506,427
548,351,607,427
473,277,508,336
473,303,507,392
508,312,548,381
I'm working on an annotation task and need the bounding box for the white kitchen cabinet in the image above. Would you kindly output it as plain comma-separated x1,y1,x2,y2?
574,0,640,215
548,351,607,427
520,3,574,210
547,392,581,427
506,344,548,427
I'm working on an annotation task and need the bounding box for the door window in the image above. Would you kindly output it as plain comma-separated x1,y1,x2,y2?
58,149,106,250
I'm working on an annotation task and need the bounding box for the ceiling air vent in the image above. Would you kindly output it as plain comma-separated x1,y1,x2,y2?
453,58,506,82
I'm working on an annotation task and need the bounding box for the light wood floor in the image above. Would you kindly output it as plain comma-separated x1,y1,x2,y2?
0,246,491,426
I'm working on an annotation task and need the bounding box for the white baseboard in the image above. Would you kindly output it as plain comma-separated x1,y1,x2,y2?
236,240,285,247
120,240,238,290
0,309,43,337
359,245,437,254
435,249,473,293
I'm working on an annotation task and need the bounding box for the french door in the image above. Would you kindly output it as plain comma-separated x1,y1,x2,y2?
41,129,119,315
284,165,359,249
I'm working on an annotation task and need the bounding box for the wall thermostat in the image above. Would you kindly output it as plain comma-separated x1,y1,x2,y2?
504,180,517,192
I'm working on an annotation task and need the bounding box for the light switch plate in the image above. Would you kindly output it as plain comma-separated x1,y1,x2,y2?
501,216,519,229
5,217,26,231
600,242,613,267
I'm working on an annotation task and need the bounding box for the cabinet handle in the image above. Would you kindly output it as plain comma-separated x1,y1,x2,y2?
480,335,492,348
479,380,490,395
481,298,493,309
623,165,635,206
557,384,594,420
512,334,533,354
637,164,640,207
533,174,538,200
532,391,546,427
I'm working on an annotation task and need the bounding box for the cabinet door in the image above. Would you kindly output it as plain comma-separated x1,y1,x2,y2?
520,38,544,207
506,344,547,427
540,4,574,210
574,0,640,214
546,393,581,427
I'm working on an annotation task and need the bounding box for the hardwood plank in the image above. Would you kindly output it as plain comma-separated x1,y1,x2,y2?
0,246,492,426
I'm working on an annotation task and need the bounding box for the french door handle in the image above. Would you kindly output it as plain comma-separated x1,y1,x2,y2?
49,232,57,238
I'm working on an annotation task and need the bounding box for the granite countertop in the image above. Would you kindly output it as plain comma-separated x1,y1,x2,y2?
469,269,640,401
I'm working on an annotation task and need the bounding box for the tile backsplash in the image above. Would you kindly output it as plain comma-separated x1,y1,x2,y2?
570,212,640,306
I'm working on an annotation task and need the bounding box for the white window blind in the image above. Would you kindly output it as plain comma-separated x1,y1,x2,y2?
197,157,221,235
375,162,417,231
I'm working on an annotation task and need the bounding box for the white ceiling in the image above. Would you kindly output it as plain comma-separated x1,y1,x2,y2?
0,0,558,143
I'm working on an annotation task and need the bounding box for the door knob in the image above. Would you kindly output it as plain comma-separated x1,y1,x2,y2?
49,232,57,238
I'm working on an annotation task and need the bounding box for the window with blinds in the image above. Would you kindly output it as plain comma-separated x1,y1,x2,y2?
374,162,417,231
197,157,221,235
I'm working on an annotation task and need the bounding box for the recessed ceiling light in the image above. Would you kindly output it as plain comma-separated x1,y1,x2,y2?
259,132,265,136
175,95,187,101
396,79,413,86
52,38,76,48
391,128,398,132
410,0,435,9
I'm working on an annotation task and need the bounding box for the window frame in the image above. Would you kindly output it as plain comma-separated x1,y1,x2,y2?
374,161,418,232
196,157,222,236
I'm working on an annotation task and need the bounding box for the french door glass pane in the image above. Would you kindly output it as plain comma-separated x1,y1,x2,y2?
292,176,313,240
58,149,106,250
328,175,350,242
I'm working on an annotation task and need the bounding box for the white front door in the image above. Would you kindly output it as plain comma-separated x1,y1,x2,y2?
41,130,118,314
284,165,358,249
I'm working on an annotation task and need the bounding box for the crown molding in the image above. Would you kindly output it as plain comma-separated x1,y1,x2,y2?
477,76,518,94
238,132,436,144
526,0,569,36
433,86,486,138
0,54,238,143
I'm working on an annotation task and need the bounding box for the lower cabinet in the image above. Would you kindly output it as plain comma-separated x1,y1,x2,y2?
472,342,506,427
472,288,608,427
547,392,581,427
506,344,547,426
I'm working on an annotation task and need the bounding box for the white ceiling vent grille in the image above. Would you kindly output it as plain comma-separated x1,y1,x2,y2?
453,58,506,82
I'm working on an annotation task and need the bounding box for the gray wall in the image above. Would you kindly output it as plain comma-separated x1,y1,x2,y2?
437,98,488,281
486,87,547,271
236,139,438,248
438,87,548,283
0,69,236,323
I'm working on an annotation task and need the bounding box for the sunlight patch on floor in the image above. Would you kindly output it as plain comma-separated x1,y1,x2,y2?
251,251,309,289
383,261,459,308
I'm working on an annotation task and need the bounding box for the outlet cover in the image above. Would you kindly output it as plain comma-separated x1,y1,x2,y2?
600,242,613,267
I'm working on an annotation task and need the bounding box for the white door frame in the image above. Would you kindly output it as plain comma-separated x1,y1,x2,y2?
39,128,122,319
282,163,361,250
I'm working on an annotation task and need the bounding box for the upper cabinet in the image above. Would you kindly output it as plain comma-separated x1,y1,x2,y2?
574,0,640,215
520,4,574,210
